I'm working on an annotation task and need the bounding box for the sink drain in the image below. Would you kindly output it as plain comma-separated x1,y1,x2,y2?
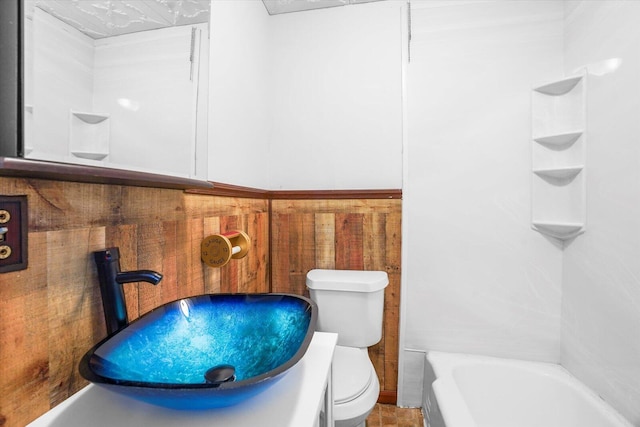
205,364,236,386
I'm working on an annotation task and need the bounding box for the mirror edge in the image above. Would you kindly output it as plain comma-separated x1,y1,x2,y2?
0,0,22,158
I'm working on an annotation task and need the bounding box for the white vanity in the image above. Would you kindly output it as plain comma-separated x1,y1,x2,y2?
28,332,337,427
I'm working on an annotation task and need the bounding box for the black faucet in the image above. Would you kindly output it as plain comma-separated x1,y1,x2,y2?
93,248,163,335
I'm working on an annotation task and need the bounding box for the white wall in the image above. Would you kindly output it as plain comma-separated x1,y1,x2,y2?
561,1,640,423
31,8,94,159
208,0,271,187
267,2,403,190
403,0,565,371
94,25,207,177
208,0,403,190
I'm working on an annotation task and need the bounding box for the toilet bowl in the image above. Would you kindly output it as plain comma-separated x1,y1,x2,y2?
332,346,380,427
306,269,388,427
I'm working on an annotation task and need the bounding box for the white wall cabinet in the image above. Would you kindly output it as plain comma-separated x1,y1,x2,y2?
531,74,586,241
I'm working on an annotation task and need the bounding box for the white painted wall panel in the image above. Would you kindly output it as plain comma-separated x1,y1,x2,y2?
561,1,640,423
93,25,206,177
266,1,403,190
402,1,564,368
208,0,271,187
31,8,94,160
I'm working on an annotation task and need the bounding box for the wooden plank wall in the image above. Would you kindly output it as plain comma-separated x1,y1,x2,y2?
0,177,269,427
0,177,403,426
271,199,402,401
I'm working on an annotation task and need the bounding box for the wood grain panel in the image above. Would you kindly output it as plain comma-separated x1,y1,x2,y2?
383,212,402,392
335,213,365,270
176,218,205,298
363,213,387,271
220,216,239,293
0,232,49,427
244,212,268,293
202,216,221,294
288,213,315,297
136,222,169,316
46,227,106,406
314,213,335,269
271,212,290,294
106,224,139,321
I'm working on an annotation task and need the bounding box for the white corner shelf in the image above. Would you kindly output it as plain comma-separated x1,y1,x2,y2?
533,131,582,148
71,111,110,124
532,222,584,240
70,151,109,161
531,73,586,244
533,166,583,181
534,76,583,96
24,104,34,156
69,109,111,162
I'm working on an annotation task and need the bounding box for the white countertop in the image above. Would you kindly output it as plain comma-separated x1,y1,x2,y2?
29,332,337,427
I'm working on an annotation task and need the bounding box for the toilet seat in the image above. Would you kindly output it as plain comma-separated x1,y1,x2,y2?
333,346,375,404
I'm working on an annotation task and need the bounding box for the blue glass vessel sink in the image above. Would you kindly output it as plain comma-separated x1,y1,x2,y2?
79,293,316,410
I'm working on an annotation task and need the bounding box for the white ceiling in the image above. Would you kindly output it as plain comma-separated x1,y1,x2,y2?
29,0,210,39
262,0,384,15
28,0,384,39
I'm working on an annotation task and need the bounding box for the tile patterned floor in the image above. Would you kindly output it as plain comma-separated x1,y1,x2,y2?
366,403,424,427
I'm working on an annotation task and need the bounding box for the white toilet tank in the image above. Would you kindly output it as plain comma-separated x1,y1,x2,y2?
306,269,388,348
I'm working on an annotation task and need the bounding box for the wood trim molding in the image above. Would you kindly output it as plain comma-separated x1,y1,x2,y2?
186,182,270,199
378,390,397,405
269,189,402,199
0,157,214,190
188,184,402,200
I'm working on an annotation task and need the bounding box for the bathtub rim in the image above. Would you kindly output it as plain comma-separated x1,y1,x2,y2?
425,351,633,427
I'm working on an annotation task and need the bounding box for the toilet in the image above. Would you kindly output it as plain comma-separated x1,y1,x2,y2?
306,269,389,427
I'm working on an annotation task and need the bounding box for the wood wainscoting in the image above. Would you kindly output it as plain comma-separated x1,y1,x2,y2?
270,198,402,401
0,177,270,427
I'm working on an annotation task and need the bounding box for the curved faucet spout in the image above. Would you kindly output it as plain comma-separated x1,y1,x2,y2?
94,248,163,335
116,270,163,285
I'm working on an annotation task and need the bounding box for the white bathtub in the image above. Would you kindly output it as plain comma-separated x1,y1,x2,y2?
423,352,633,427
